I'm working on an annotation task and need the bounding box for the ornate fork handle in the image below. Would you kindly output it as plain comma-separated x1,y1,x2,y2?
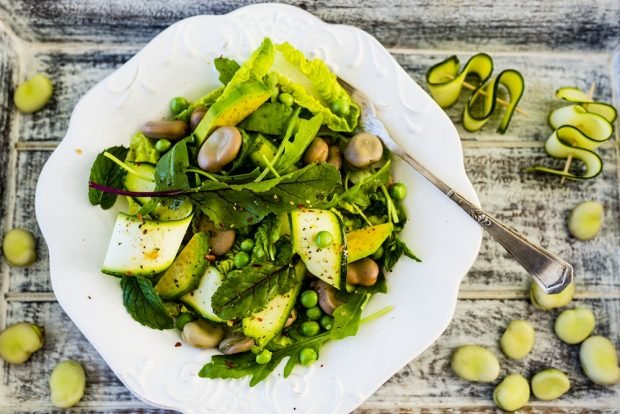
341,77,574,294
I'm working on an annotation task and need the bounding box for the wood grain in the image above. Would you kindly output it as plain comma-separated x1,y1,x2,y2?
0,0,619,52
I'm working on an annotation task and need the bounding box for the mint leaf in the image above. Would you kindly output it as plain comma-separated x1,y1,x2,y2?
211,248,298,320
383,234,421,272
121,276,174,330
88,146,129,209
238,102,294,136
251,214,282,262
214,57,240,85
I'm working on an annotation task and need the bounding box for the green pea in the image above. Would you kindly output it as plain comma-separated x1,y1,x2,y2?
240,239,255,252
315,231,333,248
278,93,294,107
175,312,194,331
155,139,171,153
319,315,333,331
389,183,407,201
170,96,189,115
299,348,317,366
255,349,272,365
300,321,320,337
269,335,293,350
300,290,318,308
330,98,350,116
371,246,384,260
233,251,250,269
306,306,322,321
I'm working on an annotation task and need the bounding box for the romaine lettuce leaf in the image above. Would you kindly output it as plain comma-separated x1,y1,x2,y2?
272,42,360,132
224,37,275,92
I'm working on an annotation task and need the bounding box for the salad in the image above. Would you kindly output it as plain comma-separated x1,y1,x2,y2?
87,37,418,385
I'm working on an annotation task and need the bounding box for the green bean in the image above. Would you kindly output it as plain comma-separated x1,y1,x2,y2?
530,281,574,310
451,345,500,382
2,228,37,266
493,374,530,411
0,322,44,364
531,369,570,401
579,336,620,385
49,360,86,408
554,307,595,344
500,320,535,359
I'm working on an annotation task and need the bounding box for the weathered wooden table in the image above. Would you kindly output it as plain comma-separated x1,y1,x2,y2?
1,1,619,413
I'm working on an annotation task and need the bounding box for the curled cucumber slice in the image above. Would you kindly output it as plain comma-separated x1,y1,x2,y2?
529,86,614,180
426,54,524,133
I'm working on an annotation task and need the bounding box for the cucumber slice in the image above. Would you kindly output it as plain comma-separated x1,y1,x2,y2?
242,262,305,347
101,212,192,277
154,232,211,300
123,162,156,205
181,266,225,323
555,87,617,123
290,209,346,289
555,86,590,102
549,105,612,142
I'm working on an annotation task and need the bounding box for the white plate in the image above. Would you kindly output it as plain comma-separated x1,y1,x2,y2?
35,4,482,413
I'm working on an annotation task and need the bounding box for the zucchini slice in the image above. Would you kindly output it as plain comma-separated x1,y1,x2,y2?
181,266,225,323
290,209,346,289
101,212,192,277
242,262,305,348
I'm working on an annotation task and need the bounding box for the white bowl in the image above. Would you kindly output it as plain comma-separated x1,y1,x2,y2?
35,3,482,413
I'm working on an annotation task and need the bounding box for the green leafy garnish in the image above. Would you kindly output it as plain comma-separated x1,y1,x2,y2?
121,276,174,330
383,234,421,272
88,146,129,209
200,287,372,385
251,214,282,262
154,138,191,191
214,57,240,85
238,102,294,136
211,246,299,320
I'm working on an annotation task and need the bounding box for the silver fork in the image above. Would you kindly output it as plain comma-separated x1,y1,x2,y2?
339,78,573,294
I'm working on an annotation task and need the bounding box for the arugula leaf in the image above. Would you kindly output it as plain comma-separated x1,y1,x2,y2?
273,113,323,172
331,289,371,339
329,160,391,208
154,138,191,191
120,276,174,330
238,102,294,136
192,163,341,228
214,57,240,85
383,234,421,272
200,287,373,386
251,214,282,262
88,146,129,209
211,250,299,320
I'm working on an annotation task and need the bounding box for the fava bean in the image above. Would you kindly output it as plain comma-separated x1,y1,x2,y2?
141,120,188,140
451,345,500,382
493,374,530,412
500,320,535,360
218,335,255,355
554,307,595,344
189,107,207,131
530,281,575,310
197,126,242,172
181,320,224,349
568,201,603,241
49,360,86,408
531,369,570,401
14,73,53,113
303,137,329,164
346,258,379,287
344,132,383,168
326,145,342,170
0,322,44,364
2,228,37,266
579,336,620,385
314,280,343,315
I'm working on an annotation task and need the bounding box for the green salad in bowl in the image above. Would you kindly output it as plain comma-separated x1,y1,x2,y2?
87,37,418,386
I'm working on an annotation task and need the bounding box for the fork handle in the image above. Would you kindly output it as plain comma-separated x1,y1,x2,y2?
401,153,573,294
